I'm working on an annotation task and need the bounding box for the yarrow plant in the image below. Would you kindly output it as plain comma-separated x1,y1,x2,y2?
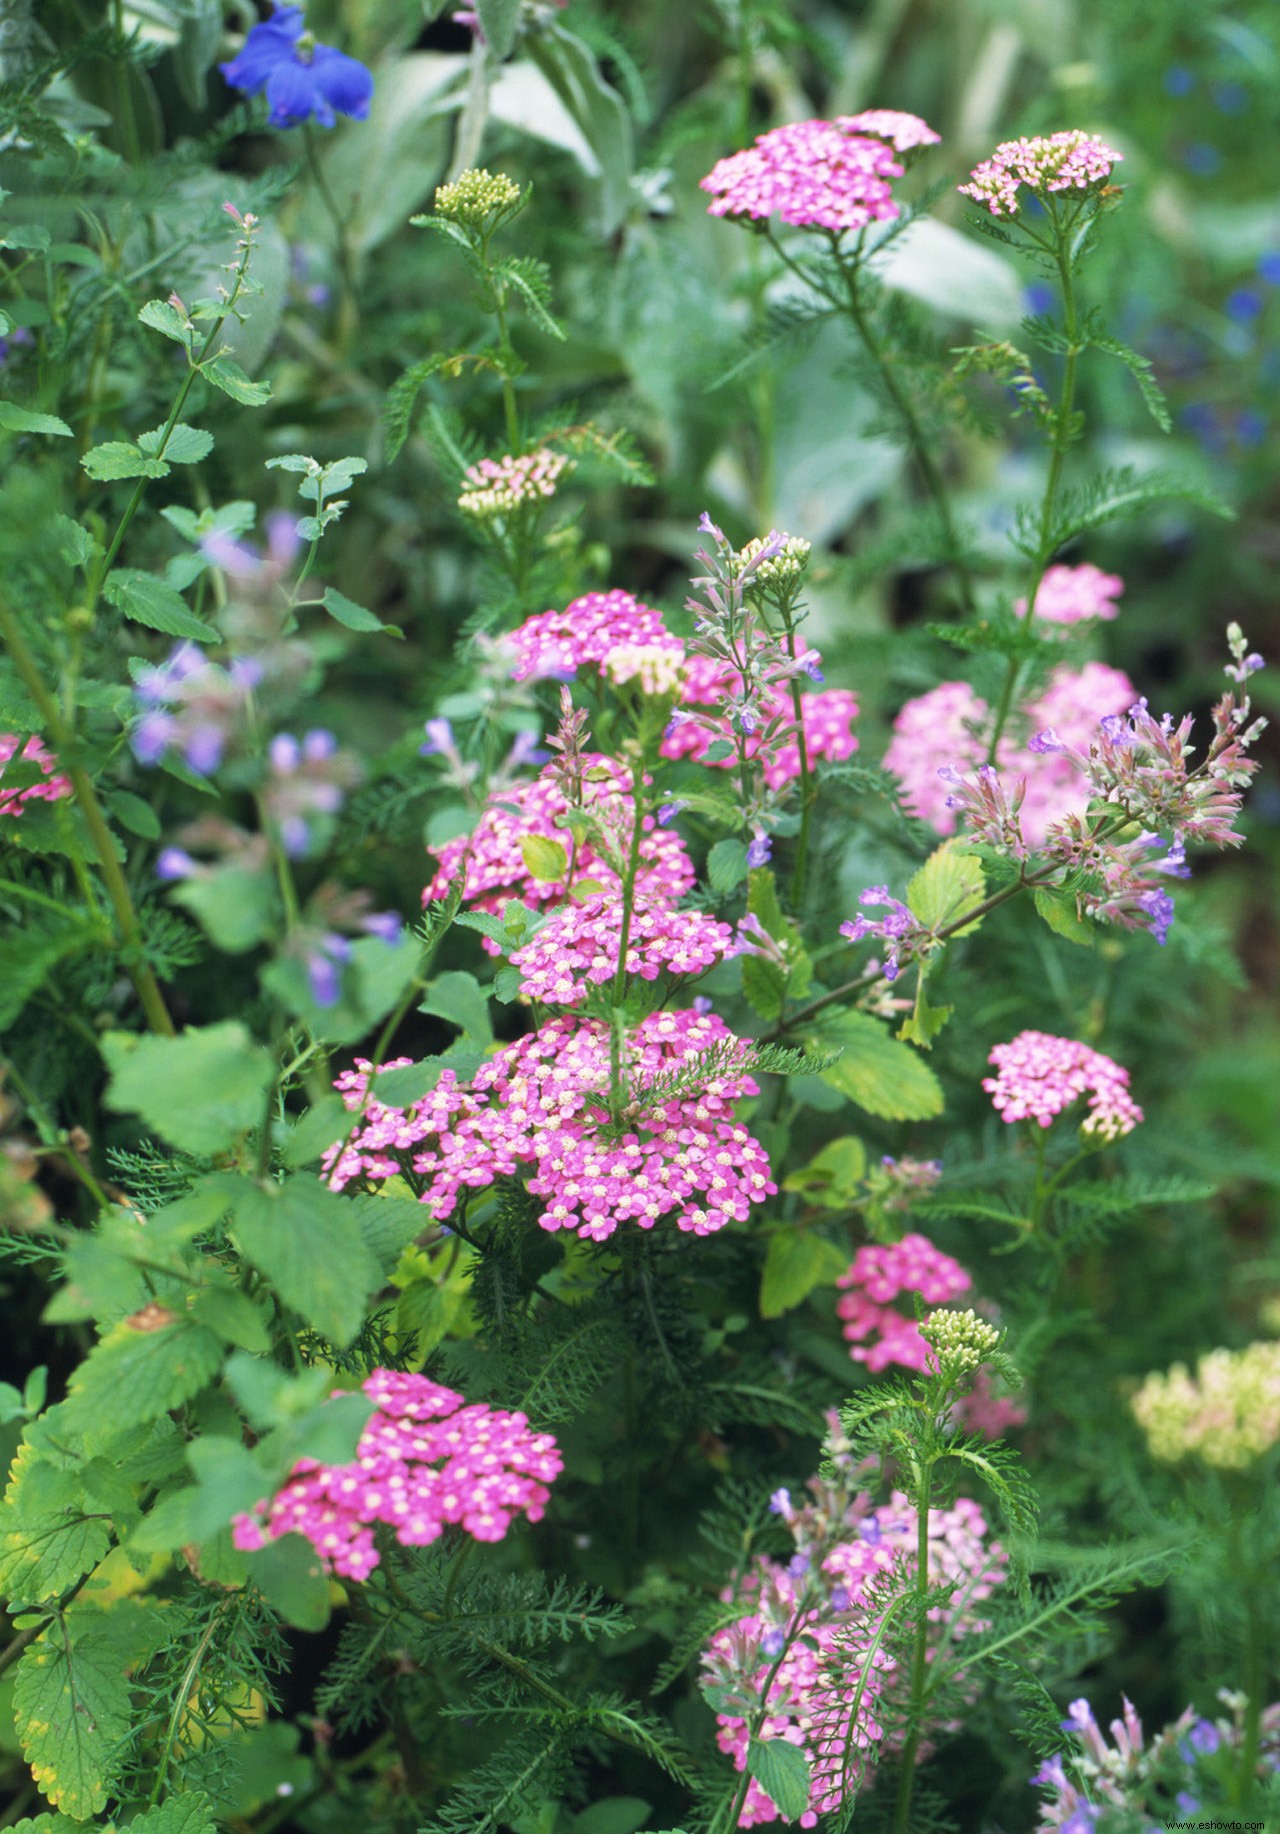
231,1370,562,1577
984,1031,1144,1141
1131,1341,1280,1469
958,130,1123,219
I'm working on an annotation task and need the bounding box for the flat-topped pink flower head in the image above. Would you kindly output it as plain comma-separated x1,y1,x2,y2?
701,119,903,233
959,130,1122,219
510,894,736,1007
507,589,679,682
231,1371,562,1579
1016,563,1124,626
837,108,941,154
984,1029,1142,1140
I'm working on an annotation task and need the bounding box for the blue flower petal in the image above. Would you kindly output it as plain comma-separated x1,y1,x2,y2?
266,58,335,127
219,10,304,94
310,46,375,121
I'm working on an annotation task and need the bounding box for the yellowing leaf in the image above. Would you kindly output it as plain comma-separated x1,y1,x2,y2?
520,833,569,882
907,841,985,936
814,1012,945,1121
13,1626,130,1816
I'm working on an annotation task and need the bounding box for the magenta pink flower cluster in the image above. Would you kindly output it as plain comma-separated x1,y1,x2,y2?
883,662,1135,845
836,1233,971,1372
959,130,1123,219
0,734,71,817
230,1370,562,1581
506,589,680,682
510,893,736,1006
838,109,941,154
423,755,695,945
326,1008,777,1241
984,1030,1143,1140
702,1444,1007,1826
662,653,859,792
1015,562,1124,626
701,118,910,233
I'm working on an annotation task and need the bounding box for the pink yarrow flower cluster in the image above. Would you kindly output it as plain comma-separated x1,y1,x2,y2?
663,653,859,792
458,448,569,519
836,1233,972,1372
230,1370,561,1580
0,734,71,816
884,663,1136,845
510,893,736,1006
984,1030,1143,1140
837,109,941,153
1016,562,1124,626
325,1009,777,1242
702,1434,1007,1827
701,118,909,233
506,589,680,682
423,755,695,945
959,130,1123,219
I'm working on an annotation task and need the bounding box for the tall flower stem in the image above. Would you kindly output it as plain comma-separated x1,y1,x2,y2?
302,126,359,354
987,216,1083,760
890,1455,934,1834
0,594,175,1036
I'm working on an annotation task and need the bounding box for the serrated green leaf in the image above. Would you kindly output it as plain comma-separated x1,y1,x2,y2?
138,298,193,344
907,841,985,935
520,833,569,883
0,1443,112,1604
8,1814,86,1834
138,422,213,465
171,863,278,953
230,1177,380,1347
746,1735,810,1822
81,441,167,480
814,1011,945,1121
782,1135,867,1205
127,1791,218,1834
0,915,105,1030
707,837,748,894
897,974,953,1050
102,569,216,641
760,1230,849,1319
105,788,161,840
281,1095,348,1169
421,970,493,1043
202,356,271,405
190,1286,271,1353
740,953,786,1021
245,1532,331,1630
58,1315,225,1442
0,401,72,438
13,1626,130,1816
103,1021,274,1156
1033,887,1095,947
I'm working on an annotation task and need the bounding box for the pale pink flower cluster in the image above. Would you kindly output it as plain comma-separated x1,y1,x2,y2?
506,589,678,682
510,893,736,1006
837,109,941,153
984,1030,1143,1140
458,448,569,519
230,1370,561,1581
326,1009,777,1242
836,1233,972,1372
663,654,859,792
703,1452,1007,1827
701,119,905,232
1131,1340,1280,1469
958,130,1123,219
423,756,696,945
883,662,1135,844
602,643,687,698
0,734,71,817
1015,562,1124,626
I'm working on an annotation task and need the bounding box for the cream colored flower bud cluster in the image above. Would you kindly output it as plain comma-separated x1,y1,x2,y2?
602,643,687,698
458,448,569,520
433,167,522,227
922,1307,1001,1376
1131,1340,1280,1469
741,531,812,589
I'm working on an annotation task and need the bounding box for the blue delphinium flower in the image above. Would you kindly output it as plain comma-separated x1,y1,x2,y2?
220,5,374,129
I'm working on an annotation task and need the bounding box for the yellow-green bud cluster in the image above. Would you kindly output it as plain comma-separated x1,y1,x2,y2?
742,532,812,589
433,168,522,228
1131,1340,1280,1470
922,1307,1001,1376
457,449,569,521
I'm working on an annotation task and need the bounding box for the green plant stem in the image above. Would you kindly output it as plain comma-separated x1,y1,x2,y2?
88,223,259,615
987,225,1083,760
777,598,814,908
303,124,358,354
891,1456,934,1834
834,249,976,619
488,267,522,452
149,1599,234,1806
0,594,175,1035
608,758,648,1094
